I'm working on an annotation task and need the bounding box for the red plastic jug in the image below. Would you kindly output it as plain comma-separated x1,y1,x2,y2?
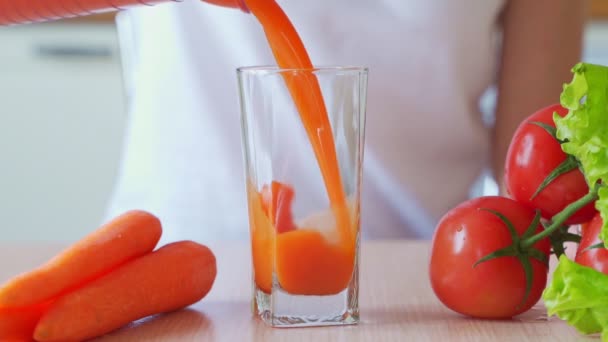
0,0,248,25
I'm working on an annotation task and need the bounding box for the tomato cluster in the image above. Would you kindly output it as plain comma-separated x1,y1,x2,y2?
429,104,604,319
504,105,596,224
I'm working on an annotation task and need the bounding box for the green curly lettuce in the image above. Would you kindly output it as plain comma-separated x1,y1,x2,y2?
554,62,608,241
543,256,608,341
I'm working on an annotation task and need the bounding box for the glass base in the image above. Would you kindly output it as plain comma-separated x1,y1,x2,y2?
253,281,359,327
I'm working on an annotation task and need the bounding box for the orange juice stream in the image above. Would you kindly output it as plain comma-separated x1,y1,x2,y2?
245,0,356,295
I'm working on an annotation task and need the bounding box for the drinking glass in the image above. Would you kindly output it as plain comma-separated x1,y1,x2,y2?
238,66,368,327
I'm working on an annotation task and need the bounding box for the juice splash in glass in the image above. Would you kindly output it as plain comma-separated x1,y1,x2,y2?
238,66,368,327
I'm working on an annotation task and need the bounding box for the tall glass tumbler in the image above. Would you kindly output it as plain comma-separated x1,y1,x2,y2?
238,66,368,327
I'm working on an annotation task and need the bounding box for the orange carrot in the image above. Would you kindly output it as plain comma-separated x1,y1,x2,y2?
34,241,217,342
0,304,48,341
0,210,162,308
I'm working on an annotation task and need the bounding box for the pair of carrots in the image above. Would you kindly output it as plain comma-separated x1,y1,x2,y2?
0,210,217,342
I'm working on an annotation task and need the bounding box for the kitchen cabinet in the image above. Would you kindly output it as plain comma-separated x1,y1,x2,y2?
0,23,126,242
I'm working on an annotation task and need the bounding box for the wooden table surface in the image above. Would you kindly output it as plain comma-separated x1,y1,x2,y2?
0,241,592,342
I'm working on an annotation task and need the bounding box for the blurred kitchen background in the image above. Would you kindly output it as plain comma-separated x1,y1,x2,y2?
2,3,608,242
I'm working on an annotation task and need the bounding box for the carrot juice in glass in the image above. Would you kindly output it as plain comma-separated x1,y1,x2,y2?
238,66,368,327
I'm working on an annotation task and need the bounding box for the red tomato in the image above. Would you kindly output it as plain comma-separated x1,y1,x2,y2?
260,181,297,234
429,196,550,318
575,213,608,274
505,104,596,225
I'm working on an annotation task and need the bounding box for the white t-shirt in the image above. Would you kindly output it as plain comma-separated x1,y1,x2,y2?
107,0,504,243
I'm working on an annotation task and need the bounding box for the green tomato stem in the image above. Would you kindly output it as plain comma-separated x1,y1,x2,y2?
521,184,600,249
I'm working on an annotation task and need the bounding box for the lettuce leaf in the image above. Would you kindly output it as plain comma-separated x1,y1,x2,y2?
554,62,608,241
543,256,608,341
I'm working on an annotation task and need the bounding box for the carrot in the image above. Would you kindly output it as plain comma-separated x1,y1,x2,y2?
34,241,217,342
0,304,48,341
0,210,162,308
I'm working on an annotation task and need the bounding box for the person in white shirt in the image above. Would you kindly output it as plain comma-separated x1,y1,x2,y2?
107,0,585,243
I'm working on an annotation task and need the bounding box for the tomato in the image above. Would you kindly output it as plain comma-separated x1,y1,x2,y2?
429,196,550,318
575,213,608,274
505,104,596,225
260,181,297,233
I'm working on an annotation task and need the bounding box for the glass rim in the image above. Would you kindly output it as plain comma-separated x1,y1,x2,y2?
237,65,368,75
